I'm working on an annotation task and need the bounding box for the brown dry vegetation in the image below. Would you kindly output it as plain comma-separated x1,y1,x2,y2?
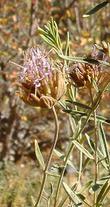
0,0,110,206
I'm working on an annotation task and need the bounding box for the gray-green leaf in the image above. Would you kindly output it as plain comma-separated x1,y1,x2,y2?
72,140,94,159
63,182,81,204
35,139,45,170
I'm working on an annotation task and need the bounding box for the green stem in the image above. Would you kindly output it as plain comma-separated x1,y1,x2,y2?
93,109,98,205
54,85,108,207
54,109,92,207
34,106,59,207
89,86,98,205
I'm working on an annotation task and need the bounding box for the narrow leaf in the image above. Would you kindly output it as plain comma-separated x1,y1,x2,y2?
72,140,94,159
96,115,110,125
66,100,91,110
77,193,85,201
97,149,109,170
79,180,93,193
64,107,110,125
31,196,36,206
85,134,95,152
58,184,77,207
99,123,110,165
83,1,108,17
96,181,109,204
101,184,110,202
35,140,45,170
54,149,78,172
53,149,63,158
100,175,110,181
63,182,81,204
58,53,110,67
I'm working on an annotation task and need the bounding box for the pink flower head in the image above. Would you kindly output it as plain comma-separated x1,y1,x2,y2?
18,47,66,108
19,47,52,88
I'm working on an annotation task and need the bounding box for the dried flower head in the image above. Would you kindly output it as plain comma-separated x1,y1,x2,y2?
68,43,110,88
91,42,110,61
68,62,100,87
18,47,66,108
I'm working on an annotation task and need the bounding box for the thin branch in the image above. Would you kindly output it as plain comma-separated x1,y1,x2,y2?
34,106,59,207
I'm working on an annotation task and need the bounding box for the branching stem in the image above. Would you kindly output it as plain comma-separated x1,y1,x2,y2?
54,83,108,207
54,109,93,207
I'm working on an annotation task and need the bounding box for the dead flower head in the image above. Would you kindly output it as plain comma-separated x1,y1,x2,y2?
91,41,110,61
68,43,110,88
68,62,100,88
18,47,66,108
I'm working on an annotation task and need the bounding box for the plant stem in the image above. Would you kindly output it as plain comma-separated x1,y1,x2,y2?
54,84,107,207
93,109,98,205
54,109,92,207
89,86,98,205
34,106,59,207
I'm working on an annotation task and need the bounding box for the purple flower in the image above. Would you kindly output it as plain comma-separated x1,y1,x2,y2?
19,47,52,88
18,47,66,108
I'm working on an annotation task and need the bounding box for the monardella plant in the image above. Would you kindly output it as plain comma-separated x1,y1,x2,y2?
17,46,66,207
37,20,110,207
19,47,66,109
15,19,110,207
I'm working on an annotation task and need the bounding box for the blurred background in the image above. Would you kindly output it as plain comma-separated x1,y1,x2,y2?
0,0,110,206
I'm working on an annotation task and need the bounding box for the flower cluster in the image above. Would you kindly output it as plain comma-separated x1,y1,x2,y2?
68,62,100,87
19,48,66,108
68,44,109,88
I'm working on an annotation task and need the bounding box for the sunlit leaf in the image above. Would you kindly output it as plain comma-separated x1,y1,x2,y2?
85,134,95,152
53,149,78,172
79,180,93,193
96,181,110,205
38,18,62,53
58,53,110,67
31,196,36,206
35,139,45,170
98,123,110,166
53,149,63,158
72,140,94,159
58,184,77,207
63,182,81,204
100,175,110,181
